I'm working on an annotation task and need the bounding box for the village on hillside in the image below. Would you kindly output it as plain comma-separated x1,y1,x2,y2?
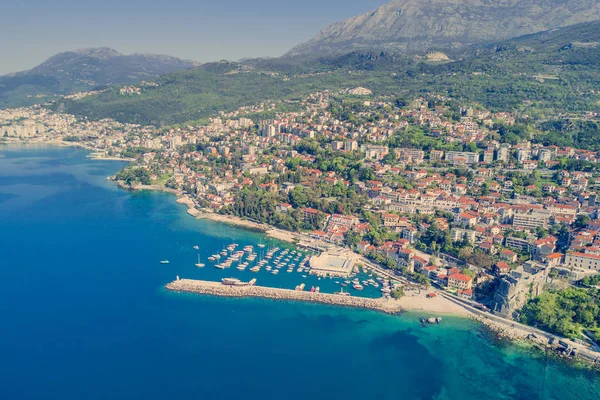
3,88,600,325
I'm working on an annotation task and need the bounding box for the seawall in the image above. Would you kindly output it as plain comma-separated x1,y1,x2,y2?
166,278,404,314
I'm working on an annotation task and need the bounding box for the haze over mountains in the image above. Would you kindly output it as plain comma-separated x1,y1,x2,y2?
286,0,600,57
0,48,199,107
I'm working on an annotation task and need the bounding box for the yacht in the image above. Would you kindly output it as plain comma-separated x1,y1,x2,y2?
195,254,205,268
160,260,169,264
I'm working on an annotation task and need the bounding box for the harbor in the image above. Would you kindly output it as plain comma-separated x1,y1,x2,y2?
166,278,404,314
186,241,394,298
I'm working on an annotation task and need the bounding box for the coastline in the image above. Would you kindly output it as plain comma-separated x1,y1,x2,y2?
3,138,134,162
166,278,470,317
8,140,598,366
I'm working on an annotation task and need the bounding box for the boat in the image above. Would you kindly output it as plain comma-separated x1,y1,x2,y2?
250,266,261,272
193,245,199,250
271,269,279,275
160,260,169,264
295,283,305,291
222,277,257,286
315,287,320,293
335,288,350,296
208,256,215,262
353,283,364,291
258,239,266,248
215,264,226,270
195,254,205,268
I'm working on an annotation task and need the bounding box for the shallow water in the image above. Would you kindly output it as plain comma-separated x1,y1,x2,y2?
0,144,598,400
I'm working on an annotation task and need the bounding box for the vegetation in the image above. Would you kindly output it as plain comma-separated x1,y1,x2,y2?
115,167,151,185
391,287,405,299
51,22,600,129
519,287,600,339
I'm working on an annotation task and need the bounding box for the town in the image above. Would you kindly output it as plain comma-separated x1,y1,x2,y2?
3,87,600,343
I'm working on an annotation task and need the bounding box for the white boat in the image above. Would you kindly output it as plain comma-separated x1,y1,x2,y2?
193,245,199,250
271,269,279,275
353,283,364,291
160,260,169,264
222,277,257,286
195,254,205,268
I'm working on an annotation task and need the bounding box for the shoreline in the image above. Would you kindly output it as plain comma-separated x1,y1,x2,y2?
166,278,470,317
3,138,134,162
9,141,598,367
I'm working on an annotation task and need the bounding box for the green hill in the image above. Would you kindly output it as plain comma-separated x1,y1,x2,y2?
55,22,600,126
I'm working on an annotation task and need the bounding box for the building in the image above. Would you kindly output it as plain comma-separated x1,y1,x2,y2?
445,151,479,165
512,210,550,230
564,252,600,271
362,145,389,160
505,236,530,252
447,273,473,290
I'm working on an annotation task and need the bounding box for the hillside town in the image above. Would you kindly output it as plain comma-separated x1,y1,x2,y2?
3,89,600,321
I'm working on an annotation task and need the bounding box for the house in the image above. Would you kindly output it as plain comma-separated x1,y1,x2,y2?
447,273,473,290
533,236,557,261
500,249,517,263
493,261,511,276
401,226,418,244
544,253,564,267
456,211,479,228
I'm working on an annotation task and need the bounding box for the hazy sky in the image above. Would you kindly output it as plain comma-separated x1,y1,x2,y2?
1,0,381,75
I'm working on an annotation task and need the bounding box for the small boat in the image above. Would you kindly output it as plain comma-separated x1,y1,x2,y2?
335,288,350,296
353,283,364,291
193,245,199,250
271,269,279,275
195,254,205,268
258,239,266,248
215,264,226,269
250,266,260,272
160,260,169,264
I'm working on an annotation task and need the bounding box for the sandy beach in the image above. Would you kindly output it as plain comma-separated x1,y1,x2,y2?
397,292,470,316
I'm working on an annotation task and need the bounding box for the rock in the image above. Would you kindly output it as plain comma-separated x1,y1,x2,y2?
286,0,600,57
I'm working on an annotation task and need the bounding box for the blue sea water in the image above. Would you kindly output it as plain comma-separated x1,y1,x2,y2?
0,144,599,400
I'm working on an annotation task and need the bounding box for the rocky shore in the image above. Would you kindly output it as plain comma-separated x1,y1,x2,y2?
166,278,404,314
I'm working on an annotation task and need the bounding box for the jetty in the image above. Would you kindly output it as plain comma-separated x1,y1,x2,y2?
166,278,403,314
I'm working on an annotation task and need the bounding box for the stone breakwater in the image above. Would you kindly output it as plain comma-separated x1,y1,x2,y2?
166,279,404,314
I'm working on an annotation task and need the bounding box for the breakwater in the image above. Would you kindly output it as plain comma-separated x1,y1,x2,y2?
166,278,404,314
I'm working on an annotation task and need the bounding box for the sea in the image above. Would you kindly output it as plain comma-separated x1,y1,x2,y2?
0,144,599,400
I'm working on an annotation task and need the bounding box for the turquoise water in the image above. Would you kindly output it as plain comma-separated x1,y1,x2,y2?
0,144,599,400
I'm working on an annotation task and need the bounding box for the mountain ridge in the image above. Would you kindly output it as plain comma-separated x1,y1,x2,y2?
286,0,600,57
0,47,200,108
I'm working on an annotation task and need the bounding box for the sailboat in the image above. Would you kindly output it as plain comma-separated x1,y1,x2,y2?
195,253,205,268
257,238,266,248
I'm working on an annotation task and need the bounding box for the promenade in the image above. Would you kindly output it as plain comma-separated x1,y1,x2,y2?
166,278,404,314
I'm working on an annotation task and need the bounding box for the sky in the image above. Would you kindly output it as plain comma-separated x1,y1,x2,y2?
0,0,382,75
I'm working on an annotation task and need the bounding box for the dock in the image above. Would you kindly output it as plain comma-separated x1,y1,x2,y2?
166,278,403,314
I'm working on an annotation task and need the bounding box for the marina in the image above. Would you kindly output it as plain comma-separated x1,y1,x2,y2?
184,242,395,298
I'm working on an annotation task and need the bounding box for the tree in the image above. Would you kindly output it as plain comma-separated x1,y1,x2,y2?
391,287,405,299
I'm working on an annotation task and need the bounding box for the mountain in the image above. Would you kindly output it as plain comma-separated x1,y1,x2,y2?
286,0,600,57
55,21,600,127
0,47,200,108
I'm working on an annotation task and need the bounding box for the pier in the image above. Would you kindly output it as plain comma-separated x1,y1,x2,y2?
166,278,404,314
